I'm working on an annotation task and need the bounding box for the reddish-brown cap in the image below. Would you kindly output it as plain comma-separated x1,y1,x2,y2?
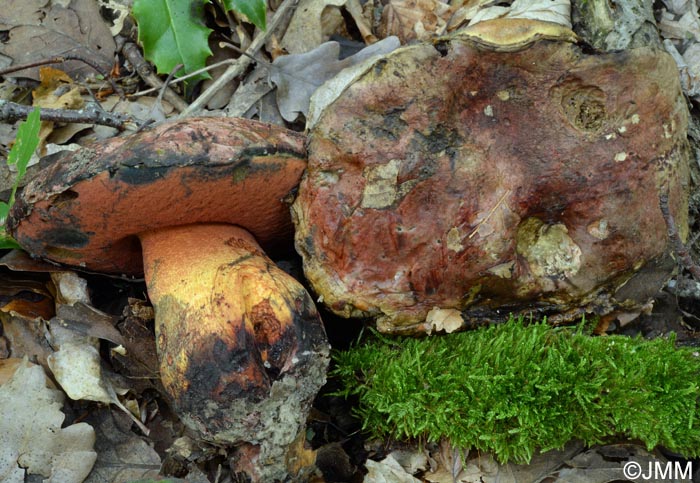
293,39,689,332
8,117,307,275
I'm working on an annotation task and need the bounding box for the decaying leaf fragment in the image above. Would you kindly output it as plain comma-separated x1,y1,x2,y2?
293,20,690,333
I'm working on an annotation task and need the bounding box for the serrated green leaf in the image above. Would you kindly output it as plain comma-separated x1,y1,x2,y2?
132,0,213,82
224,0,267,31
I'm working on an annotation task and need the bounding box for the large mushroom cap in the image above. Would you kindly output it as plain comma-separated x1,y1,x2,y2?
8,117,307,275
293,28,689,333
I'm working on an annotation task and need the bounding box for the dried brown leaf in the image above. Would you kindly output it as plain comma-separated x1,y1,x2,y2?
379,0,450,42
0,0,115,81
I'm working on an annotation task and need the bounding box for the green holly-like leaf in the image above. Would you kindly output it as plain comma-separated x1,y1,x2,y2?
224,0,267,31
132,0,213,82
0,107,41,249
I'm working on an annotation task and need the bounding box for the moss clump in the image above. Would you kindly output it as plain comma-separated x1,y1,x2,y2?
333,319,700,462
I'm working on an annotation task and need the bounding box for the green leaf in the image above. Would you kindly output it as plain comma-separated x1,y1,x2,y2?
0,106,41,249
224,0,267,31
7,107,41,184
132,0,213,82
0,231,21,249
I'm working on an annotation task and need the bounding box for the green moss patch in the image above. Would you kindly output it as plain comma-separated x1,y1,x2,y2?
332,319,700,462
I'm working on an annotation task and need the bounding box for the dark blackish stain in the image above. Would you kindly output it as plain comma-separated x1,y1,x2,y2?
291,294,328,352
51,189,79,204
42,228,91,248
412,124,461,155
384,108,407,131
235,146,304,169
371,108,408,142
576,40,601,56
116,165,173,185
374,58,388,76
433,39,449,57
179,324,270,413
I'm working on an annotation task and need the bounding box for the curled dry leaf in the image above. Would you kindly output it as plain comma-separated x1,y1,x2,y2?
83,409,162,483
51,271,91,306
32,67,85,160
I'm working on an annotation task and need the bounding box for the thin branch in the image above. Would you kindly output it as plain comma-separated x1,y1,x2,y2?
180,0,299,116
130,59,238,97
659,191,700,279
0,53,124,99
121,42,190,113
134,64,183,134
0,100,133,130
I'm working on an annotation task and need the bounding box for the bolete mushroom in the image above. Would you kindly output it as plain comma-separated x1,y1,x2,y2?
7,117,329,480
293,19,690,333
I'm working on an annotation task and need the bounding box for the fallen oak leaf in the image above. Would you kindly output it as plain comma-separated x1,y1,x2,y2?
0,360,97,483
271,36,400,122
0,0,115,81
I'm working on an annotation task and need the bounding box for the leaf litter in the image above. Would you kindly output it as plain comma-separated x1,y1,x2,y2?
0,359,97,483
2,0,700,481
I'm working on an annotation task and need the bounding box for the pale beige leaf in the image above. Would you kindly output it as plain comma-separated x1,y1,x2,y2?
364,455,422,483
281,0,347,54
48,341,113,403
0,362,96,483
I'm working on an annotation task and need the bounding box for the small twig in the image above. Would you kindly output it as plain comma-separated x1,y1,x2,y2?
0,53,124,99
122,42,190,113
158,64,184,105
468,190,510,239
135,64,184,134
180,0,299,116
0,100,133,130
659,192,700,279
130,59,237,96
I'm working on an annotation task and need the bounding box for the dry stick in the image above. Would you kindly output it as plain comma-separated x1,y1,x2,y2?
134,64,185,134
121,42,190,113
0,53,124,99
130,59,237,96
0,100,131,129
659,192,700,279
180,0,299,117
